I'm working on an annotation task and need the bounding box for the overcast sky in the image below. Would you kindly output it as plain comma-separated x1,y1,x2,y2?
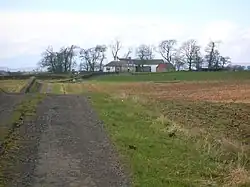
0,0,250,70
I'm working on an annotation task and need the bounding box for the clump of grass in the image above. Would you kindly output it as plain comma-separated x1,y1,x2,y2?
225,167,250,186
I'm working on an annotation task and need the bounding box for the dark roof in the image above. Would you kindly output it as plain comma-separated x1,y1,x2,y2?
117,58,129,61
133,59,164,65
104,60,128,67
105,59,165,67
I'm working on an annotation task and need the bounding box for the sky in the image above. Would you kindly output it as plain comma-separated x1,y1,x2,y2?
0,0,250,70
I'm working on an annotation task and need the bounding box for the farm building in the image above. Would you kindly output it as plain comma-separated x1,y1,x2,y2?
103,58,174,72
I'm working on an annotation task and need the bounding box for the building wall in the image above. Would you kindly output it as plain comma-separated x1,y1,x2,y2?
136,65,157,72
103,66,116,72
150,65,157,72
128,67,136,72
103,66,136,72
104,65,157,72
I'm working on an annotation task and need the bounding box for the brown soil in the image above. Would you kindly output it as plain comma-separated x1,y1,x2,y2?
83,81,250,103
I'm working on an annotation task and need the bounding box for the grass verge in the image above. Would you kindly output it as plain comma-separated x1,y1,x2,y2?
87,92,250,187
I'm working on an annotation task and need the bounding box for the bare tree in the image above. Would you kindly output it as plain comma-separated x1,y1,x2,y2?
58,45,78,72
136,44,154,60
39,46,56,72
135,44,154,72
193,46,203,70
179,39,200,71
204,41,221,69
173,57,184,71
80,45,107,71
158,39,177,64
110,39,122,61
172,50,184,71
39,45,78,73
122,47,132,59
96,45,107,70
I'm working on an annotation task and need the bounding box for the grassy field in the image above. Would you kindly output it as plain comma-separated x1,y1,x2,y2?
42,78,250,187
90,71,250,82
0,80,28,92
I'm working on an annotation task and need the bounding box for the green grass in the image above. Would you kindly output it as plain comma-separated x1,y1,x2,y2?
87,93,248,186
90,71,250,82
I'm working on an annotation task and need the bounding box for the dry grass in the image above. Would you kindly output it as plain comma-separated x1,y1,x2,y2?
224,166,250,186
0,80,27,92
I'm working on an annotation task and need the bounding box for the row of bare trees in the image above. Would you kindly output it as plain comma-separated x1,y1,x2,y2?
39,45,107,73
157,39,230,71
39,39,231,73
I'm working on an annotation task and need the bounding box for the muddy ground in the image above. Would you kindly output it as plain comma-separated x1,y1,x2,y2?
0,92,130,187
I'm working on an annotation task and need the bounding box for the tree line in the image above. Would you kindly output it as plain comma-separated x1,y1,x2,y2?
39,39,239,73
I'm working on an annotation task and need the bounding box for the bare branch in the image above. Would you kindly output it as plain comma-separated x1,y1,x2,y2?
80,45,107,71
179,39,200,71
158,39,177,63
110,39,122,60
136,44,154,60
204,41,221,69
122,47,132,59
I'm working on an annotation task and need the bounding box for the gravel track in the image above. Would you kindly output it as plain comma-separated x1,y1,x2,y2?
0,93,24,146
5,94,129,187
46,83,52,93
0,93,24,125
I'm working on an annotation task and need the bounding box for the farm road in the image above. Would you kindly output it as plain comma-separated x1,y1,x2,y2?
1,93,129,186
0,93,24,129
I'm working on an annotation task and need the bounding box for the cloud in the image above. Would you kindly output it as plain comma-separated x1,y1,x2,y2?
0,11,250,68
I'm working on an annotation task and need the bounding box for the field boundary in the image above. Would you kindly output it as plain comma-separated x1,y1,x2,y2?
19,77,42,93
0,88,8,94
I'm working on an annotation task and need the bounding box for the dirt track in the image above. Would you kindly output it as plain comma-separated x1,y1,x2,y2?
0,93,24,123
0,93,130,187
0,93,24,143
